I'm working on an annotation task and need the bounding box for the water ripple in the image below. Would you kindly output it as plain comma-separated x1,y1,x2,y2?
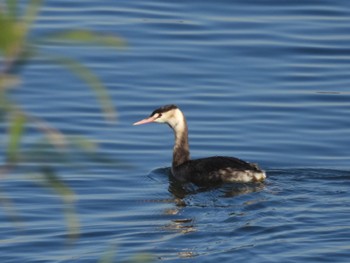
3,0,350,262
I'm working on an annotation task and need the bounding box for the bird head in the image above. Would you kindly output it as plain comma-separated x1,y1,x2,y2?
133,104,180,126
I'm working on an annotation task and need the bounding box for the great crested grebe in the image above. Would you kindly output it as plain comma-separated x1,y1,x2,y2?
133,104,266,185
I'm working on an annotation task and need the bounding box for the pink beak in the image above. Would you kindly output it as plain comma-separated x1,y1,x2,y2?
133,116,157,126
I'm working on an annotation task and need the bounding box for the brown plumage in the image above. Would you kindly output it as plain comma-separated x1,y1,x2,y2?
133,104,266,185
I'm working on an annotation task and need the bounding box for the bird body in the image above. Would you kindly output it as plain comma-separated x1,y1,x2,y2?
173,156,265,185
134,104,266,185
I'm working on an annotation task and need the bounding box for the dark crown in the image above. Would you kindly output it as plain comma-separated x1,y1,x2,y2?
150,104,178,117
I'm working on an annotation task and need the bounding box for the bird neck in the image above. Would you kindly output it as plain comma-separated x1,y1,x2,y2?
170,110,190,167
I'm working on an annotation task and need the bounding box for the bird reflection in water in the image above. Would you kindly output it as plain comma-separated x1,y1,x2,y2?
149,167,266,202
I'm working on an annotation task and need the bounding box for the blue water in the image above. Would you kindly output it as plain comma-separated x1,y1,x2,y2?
1,0,350,262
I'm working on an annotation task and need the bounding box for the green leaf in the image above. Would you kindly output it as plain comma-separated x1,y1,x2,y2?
52,56,117,122
0,188,22,226
0,91,16,120
63,204,80,241
7,112,26,163
22,0,42,32
98,243,117,263
41,167,75,202
36,30,126,50
10,45,37,74
66,135,97,152
0,11,18,56
19,138,69,164
40,167,79,239
130,254,154,263
0,74,20,89
0,19,28,65
6,0,18,20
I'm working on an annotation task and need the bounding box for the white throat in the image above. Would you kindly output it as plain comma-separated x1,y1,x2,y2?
168,108,190,167
168,109,186,136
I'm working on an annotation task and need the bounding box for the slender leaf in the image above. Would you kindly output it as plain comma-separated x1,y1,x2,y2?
0,189,22,227
52,56,117,122
63,204,80,240
66,135,97,152
40,167,75,201
40,167,79,239
43,127,67,150
10,45,37,74
19,138,70,164
0,11,14,55
6,0,17,20
37,30,125,50
0,12,26,61
23,114,68,149
7,112,26,163
98,243,117,263
0,91,16,118
22,0,42,34
0,74,20,89
130,254,154,263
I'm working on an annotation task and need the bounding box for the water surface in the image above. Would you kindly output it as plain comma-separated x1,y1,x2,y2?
1,0,350,262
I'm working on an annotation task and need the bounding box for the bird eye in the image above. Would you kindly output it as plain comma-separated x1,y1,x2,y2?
157,113,162,118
